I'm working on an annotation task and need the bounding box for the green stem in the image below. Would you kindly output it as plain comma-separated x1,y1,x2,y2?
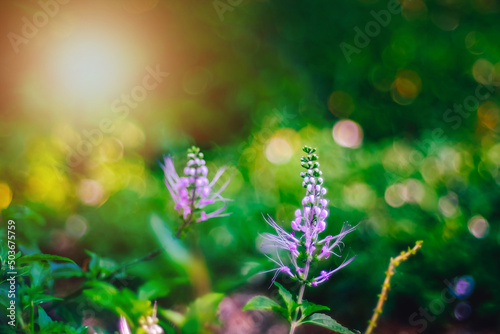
17,308,29,334
175,215,193,238
289,258,311,334
30,300,34,334
176,176,198,238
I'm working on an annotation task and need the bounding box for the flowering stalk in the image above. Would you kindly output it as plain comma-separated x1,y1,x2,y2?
161,146,231,238
365,241,423,334
261,146,356,334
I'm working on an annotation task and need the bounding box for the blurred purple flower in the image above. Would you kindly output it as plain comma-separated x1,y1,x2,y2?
161,146,231,231
119,316,131,334
262,146,356,287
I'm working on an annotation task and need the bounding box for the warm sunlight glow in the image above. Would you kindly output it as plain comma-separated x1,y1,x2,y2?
52,35,126,100
53,39,120,97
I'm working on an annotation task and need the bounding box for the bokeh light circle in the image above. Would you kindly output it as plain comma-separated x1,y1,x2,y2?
384,184,405,208
332,120,363,149
390,69,422,105
455,302,472,321
477,101,499,130
465,31,487,55
77,179,105,206
65,214,88,239
468,215,490,239
265,138,294,165
328,91,354,118
450,275,475,299
472,59,494,85
0,183,13,210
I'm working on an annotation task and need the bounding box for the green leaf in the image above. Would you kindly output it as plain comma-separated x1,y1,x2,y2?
51,263,84,279
138,280,170,300
30,261,51,288
83,281,150,319
38,306,53,329
300,300,330,319
187,292,224,323
84,250,118,279
300,313,357,334
150,213,192,268
161,309,185,326
2,206,45,226
0,284,11,310
82,281,119,309
18,254,76,265
274,282,296,318
31,294,63,305
38,322,88,334
243,296,280,311
181,293,225,334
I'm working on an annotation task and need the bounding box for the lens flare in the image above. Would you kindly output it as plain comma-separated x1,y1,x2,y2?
49,30,135,102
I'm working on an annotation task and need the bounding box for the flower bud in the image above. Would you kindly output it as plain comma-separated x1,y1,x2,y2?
304,206,311,218
317,220,326,232
314,206,321,215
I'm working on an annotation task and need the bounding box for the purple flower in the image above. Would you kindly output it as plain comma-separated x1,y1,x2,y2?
260,252,295,288
161,146,231,235
119,316,131,334
262,146,356,287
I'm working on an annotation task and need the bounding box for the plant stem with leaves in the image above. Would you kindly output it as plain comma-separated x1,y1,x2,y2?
161,146,231,238
289,258,310,334
245,146,357,334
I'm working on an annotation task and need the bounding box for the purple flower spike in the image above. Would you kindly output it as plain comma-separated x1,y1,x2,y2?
161,146,231,236
261,146,356,288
